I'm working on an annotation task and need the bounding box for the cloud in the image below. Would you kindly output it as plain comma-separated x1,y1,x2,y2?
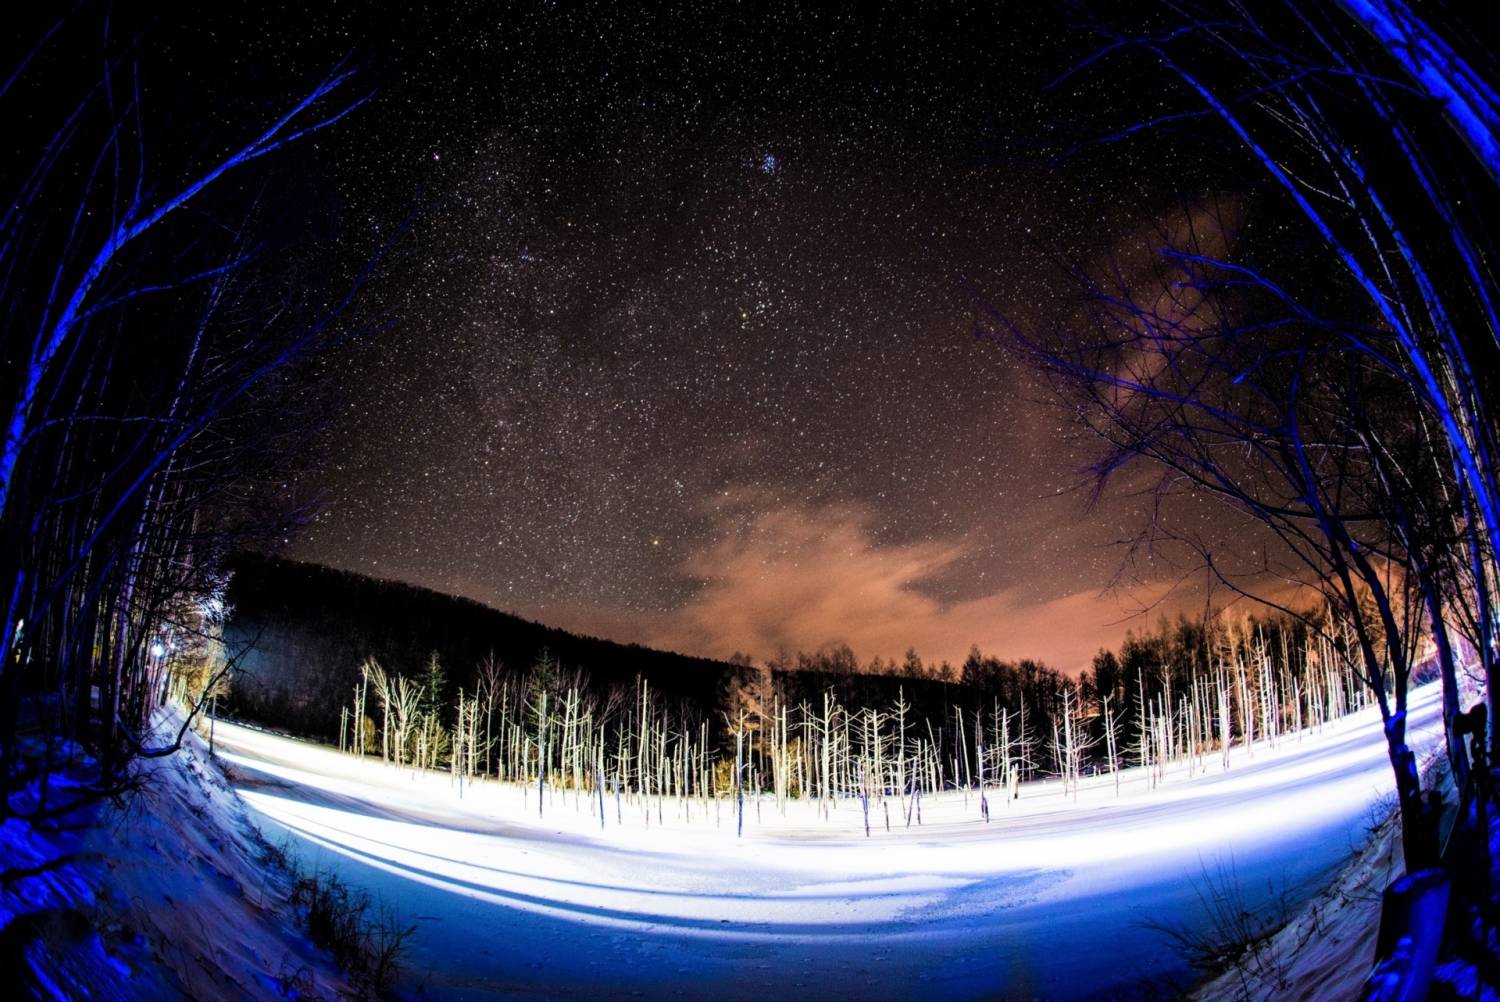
647,499,1187,672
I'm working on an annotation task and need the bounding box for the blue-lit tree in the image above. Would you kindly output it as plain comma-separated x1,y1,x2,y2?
1026,0,1500,867
0,12,374,812
1015,202,1452,866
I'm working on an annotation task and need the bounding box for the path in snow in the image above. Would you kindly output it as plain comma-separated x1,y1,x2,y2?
213,682,1444,1000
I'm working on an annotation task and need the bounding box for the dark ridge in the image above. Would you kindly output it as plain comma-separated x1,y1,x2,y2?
220,554,977,743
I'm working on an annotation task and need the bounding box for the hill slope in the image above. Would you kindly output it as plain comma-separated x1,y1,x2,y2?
222,554,759,739
221,554,975,746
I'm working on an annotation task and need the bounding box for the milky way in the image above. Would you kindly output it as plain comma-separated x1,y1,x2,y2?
226,2,1225,669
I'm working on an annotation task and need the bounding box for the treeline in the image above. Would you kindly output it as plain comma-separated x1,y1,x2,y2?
223,555,1050,761
228,555,1374,808
745,644,959,682
1072,611,1375,787
326,604,1371,829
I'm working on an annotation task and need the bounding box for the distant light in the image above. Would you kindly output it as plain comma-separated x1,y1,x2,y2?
759,153,778,175
150,641,166,659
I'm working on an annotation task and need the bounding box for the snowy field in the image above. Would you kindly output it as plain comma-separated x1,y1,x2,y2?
213,682,1444,1000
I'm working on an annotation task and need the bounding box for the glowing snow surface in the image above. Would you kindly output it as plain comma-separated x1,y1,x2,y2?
215,683,1443,1000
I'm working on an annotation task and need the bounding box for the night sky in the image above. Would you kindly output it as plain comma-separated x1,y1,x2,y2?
199,2,1224,670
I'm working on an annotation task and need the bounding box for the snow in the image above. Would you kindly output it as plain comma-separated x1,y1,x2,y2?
1,709,350,1000
212,682,1446,999
1191,779,1409,1000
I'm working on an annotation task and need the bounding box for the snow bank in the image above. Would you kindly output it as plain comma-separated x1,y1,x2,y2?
1,709,350,1000
1191,792,1405,1000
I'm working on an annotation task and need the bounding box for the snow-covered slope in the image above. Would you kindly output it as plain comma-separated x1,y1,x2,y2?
1192,803,1406,1001
213,681,1445,999
1,710,350,1000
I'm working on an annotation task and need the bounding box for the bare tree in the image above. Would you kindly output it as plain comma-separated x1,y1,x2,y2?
0,11,379,812
1007,0,1500,865
1050,0,1500,762
1012,199,1451,863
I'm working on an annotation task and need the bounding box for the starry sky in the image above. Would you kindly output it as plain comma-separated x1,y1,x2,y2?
196,2,1230,670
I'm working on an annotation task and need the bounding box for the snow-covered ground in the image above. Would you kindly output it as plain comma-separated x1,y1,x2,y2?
214,682,1445,1000
0,709,350,1000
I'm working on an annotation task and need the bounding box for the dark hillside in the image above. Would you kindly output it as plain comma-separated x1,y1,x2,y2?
222,554,758,738
220,555,995,751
